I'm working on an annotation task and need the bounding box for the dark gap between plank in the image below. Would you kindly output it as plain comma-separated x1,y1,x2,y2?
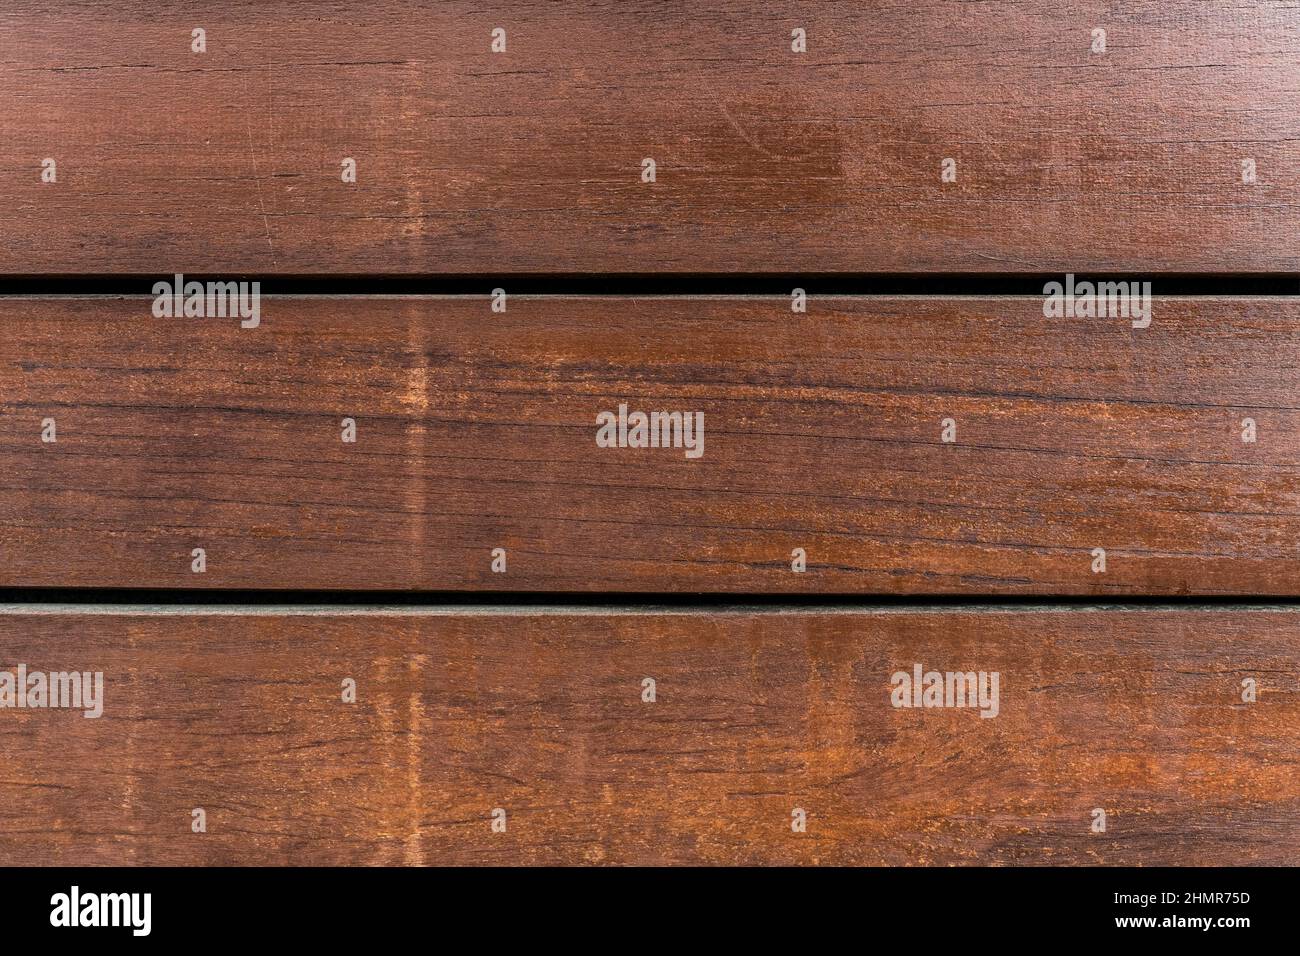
0,588,1295,609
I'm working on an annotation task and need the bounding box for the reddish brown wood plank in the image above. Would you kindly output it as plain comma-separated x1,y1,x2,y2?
2,295,1298,593
2,1,1297,273
0,606,1295,865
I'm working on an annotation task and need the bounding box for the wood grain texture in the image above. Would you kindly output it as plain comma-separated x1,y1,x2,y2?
3,1,1298,274
3,295,1299,594
0,606,1296,866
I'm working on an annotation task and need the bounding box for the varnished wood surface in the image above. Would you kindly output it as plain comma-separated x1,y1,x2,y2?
3,1,1298,273
0,606,1295,866
2,295,1298,594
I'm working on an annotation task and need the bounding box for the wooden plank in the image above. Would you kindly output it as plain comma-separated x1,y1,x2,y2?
3,295,1298,594
0,605,1295,865
3,1,1297,274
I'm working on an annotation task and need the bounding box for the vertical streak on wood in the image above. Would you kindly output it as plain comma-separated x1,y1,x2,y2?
405,652,427,865
240,72,277,264
803,623,860,867
371,655,399,864
122,618,140,863
405,310,430,585
399,63,429,247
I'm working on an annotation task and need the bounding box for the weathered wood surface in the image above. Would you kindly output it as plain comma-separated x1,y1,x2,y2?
2,295,1297,593
0,606,1295,866
3,1,1298,273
